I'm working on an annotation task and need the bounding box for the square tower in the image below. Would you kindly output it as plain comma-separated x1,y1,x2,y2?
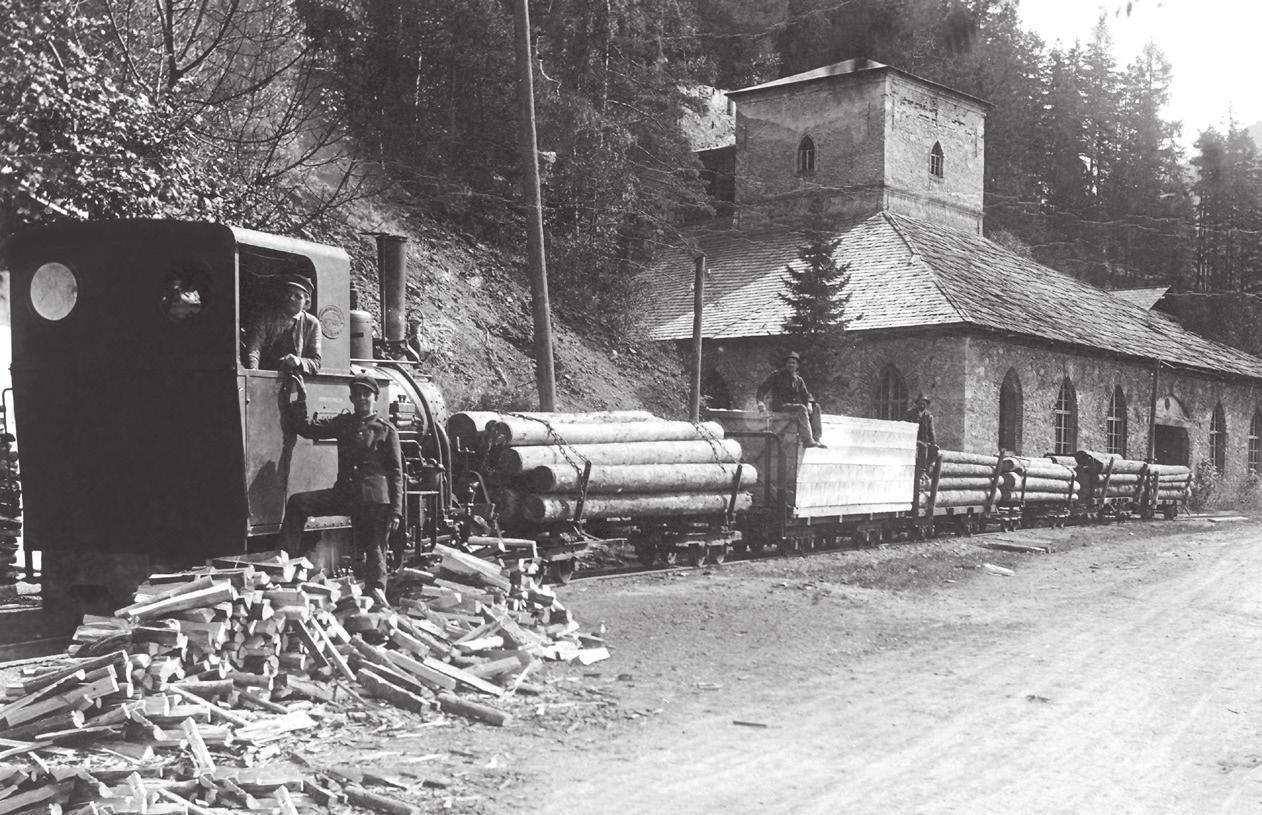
728,59,988,233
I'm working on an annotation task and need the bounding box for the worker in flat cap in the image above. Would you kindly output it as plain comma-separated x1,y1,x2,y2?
243,273,322,374
903,393,937,471
756,351,826,448
279,373,402,591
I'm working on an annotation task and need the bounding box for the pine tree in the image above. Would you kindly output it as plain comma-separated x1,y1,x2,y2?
777,230,858,387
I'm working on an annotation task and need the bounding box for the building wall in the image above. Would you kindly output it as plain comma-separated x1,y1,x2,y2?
732,71,985,232
734,72,887,227
881,73,985,232
698,329,1262,498
696,332,971,448
963,335,1262,494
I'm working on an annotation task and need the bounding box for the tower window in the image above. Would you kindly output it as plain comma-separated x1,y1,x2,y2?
796,136,816,175
929,141,944,178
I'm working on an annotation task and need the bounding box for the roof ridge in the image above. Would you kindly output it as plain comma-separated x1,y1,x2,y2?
880,211,971,324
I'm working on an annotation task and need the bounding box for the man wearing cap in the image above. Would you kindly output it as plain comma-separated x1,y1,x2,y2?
756,351,826,448
278,374,402,591
243,274,322,375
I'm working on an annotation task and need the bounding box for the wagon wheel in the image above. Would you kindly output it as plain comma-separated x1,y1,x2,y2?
687,546,707,568
708,546,727,566
548,559,575,585
749,539,766,557
662,548,681,567
731,540,748,556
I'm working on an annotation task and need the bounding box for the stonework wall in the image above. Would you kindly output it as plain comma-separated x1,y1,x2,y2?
963,335,1262,496
732,70,985,233
695,330,1262,501
734,72,887,227
694,331,970,448
881,73,985,232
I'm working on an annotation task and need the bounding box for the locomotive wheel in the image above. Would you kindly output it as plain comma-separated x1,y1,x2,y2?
663,549,681,567
688,546,707,568
548,559,575,585
709,546,727,566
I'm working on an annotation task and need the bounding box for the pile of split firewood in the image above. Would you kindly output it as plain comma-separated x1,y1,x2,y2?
0,545,608,814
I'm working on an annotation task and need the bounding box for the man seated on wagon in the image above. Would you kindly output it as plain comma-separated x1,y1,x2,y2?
756,351,826,448
243,274,322,375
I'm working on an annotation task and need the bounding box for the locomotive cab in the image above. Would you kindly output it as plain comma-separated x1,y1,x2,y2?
5,220,445,616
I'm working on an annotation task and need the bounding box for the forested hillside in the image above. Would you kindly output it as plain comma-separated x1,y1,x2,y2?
2,0,1260,408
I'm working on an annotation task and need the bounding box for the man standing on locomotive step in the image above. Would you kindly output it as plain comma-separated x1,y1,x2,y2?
756,351,826,448
243,274,322,375
279,374,402,591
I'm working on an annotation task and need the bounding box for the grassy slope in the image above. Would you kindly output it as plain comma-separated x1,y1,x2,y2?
325,203,690,419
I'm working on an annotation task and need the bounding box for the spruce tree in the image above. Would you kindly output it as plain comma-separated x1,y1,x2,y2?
777,230,858,389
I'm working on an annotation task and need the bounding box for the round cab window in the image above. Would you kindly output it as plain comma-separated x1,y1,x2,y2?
30,262,78,321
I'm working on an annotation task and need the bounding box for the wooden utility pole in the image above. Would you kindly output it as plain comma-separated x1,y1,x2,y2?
1148,358,1161,461
512,0,556,411
689,255,706,421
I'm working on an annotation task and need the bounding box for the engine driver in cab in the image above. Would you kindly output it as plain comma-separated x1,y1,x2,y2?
243,273,323,374
279,374,403,591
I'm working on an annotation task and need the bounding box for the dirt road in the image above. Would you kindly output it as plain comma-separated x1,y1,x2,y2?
485,517,1262,815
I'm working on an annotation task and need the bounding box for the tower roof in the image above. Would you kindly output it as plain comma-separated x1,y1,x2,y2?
727,58,990,109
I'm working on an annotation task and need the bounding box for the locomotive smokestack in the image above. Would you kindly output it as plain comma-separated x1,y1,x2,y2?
374,234,408,342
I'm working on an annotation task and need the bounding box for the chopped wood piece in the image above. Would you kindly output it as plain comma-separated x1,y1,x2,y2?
234,711,316,745
343,784,418,815
435,692,511,727
359,668,430,716
179,718,215,773
163,686,250,728
123,584,237,623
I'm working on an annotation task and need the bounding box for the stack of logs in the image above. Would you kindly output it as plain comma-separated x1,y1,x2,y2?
1072,451,1193,504
0,432,20,585
0,546,602,814
449,410,755,525
997,456,1079,505
925,450,1000,508
927,450,1079,508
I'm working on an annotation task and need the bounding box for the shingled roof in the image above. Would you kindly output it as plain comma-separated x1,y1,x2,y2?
642,210,1262,380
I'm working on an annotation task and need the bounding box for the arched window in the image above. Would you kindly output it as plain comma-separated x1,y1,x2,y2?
929,141,944,178
1106,386,1127,457
1053,378,1078,455
998,368,1023,454
796,135,816,175
1210,402,1227,474
1249,410,1261,474
873,364,908,421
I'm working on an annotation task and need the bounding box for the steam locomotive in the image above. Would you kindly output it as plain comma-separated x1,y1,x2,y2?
6,221,456,618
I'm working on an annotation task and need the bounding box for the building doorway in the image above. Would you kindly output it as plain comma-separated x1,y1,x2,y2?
1154,425,1189,466
1152,393,1191,466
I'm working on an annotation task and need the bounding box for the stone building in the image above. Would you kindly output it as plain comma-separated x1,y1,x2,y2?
645,59,1262,495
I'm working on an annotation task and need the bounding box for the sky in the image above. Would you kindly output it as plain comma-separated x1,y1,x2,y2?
1016,0,1261,142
